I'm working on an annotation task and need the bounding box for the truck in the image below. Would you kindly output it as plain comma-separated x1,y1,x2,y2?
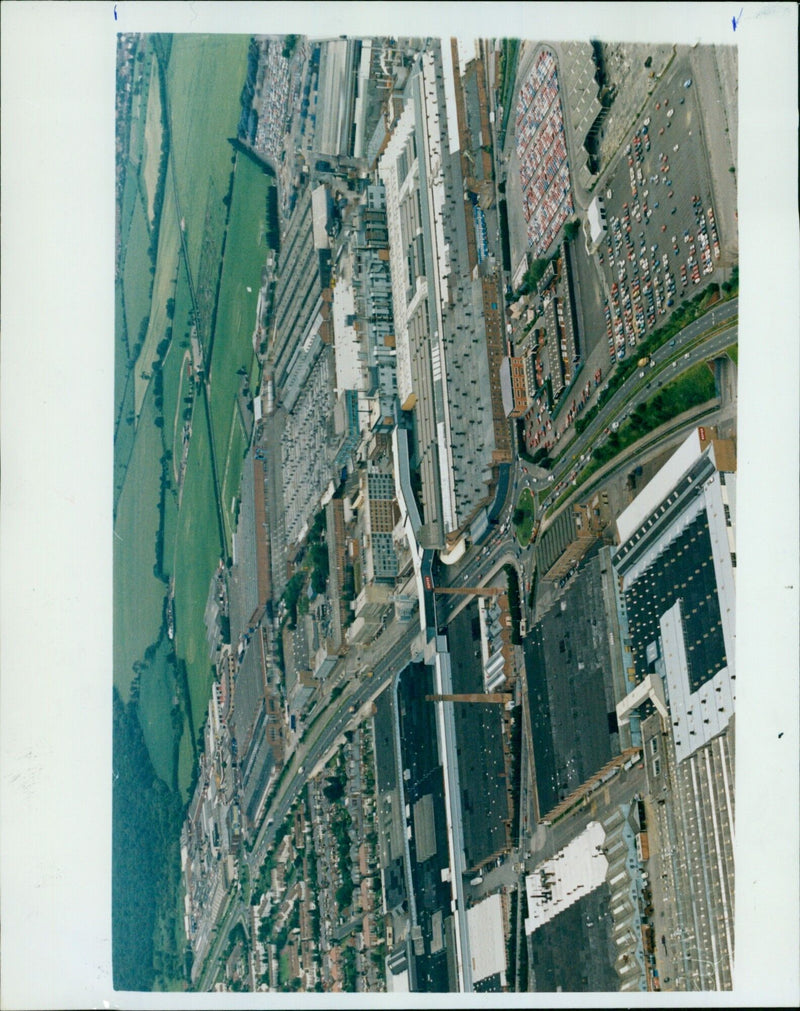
637,355,651,368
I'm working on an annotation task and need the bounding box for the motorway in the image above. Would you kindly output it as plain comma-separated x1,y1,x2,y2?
535,297,738,511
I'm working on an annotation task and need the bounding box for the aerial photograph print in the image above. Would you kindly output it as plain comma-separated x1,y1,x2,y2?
112,17,749,998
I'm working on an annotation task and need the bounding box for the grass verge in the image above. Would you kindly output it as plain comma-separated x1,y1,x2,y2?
513,487,537,546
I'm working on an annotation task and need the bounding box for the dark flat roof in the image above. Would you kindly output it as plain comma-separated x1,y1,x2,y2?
524,550,619,816
448,603,509,868
529,884,620,992
624,509,726,692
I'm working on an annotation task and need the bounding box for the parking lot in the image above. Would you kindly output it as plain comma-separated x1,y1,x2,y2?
515,46,574,257
596,58,724,365
510,52,729,462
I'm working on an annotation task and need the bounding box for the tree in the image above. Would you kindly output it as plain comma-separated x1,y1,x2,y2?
336,883,352,910
323,777,345,803
518,257,549,295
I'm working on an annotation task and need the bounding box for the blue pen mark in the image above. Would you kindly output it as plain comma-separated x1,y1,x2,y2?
732,7,743,30
114,4,118,20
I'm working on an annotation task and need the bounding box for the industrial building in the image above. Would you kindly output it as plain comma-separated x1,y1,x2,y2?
613,427,736,763
379,41,508,550
446,601,514,871
524,546,627,819
536,492,610,583
349,182,399,434
610,427,737,990
525,809,651,991
500,355,532,419
393,663,457,992
466,893,508,991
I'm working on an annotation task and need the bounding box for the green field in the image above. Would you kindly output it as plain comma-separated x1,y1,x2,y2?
207,154,270,540
120,169,142,259
114,33,253,985
137,634,177,787
166,34,249,275
122,196,154,356
219,405,248,546
113,376,137,514
171,394,223,734
114,282,138,512
141,57,164,225
116,32,249,734
113,386,168,703
135,182,181,415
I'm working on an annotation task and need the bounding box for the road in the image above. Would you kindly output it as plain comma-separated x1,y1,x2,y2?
438,301,737,600
535,304,738,517
197,608,448,987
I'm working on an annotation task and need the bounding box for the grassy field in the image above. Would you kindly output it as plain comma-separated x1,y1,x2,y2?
113,386,168,703
134,182,181,416
117,32,248,731
120,168,142,259
171,394,223,734
113,374,136,515
161,473,180,584
166,34,249,275
141,57,163,225
165,260,195,419
137,634,177,788
167,350,191,474
207,154,269,539
514,487,537,546
727,343,738,364
114,281,138,513
122,197,153,355
219,405,248,547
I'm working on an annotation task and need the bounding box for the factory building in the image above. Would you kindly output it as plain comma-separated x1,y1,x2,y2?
379,42,506,549
610,428,737,990
613,427,737,764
